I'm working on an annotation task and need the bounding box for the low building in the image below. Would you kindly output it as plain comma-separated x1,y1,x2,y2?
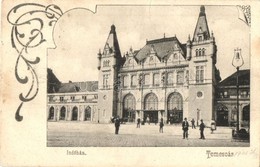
215,69,250,127
47,69,98,122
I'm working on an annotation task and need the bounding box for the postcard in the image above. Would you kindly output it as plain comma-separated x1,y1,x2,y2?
1,0,259,166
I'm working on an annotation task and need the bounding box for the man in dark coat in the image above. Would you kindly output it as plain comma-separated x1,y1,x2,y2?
159,118,164,133
191,118,196,129
137,117,141,128
115,116,120,134
182,117,189,139
199,119,205,139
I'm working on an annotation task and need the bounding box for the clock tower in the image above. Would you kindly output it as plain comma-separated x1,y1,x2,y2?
97,25,123,123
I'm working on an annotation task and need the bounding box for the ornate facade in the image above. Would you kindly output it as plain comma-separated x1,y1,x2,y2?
96,6,220,125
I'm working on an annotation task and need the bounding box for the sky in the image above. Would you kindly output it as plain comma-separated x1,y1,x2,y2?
48,5,250,83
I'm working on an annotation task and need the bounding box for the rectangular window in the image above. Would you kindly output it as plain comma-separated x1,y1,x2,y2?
82,96,87,101
144,74,150,86
224,91,228,98
60,96,64,102
241,91,248,98
123,75,129,88
103,74,109,89
153,73,159,86
167,72,173,85
131,75,137,87
177,71,184,84
49,96,54,102
196,66,204,83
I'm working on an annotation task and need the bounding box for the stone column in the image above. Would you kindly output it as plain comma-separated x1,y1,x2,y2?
56,107,60,121
53,108,57,121
77,106,80,121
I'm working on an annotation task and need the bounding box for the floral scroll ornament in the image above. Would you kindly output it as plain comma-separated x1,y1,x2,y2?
7,3,63,121
237,5,251,26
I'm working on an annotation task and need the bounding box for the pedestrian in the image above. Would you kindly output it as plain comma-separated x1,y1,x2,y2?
210,120,216,134
199,119,205,139
114,116,120,134
147,116,150,125
159,118,164,133
182,117,189,139
137,117,141,128
191,118,196,129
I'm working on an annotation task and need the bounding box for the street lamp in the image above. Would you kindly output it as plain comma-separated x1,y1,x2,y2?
232,48,244,133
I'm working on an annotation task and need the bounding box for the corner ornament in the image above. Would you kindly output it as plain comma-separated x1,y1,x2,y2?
237,5,251,27
7,3,63,121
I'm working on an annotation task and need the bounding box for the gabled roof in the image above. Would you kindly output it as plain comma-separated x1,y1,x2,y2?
103,25,121,59
57,81,98,93
218,69,250,87
193,6,210,41
134,36,185,62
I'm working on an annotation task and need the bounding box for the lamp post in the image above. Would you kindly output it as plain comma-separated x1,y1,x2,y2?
232,48,244,133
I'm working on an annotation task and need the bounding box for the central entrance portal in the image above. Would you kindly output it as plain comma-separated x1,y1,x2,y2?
144,93,158,123
144,111,158,123
167,92,183,124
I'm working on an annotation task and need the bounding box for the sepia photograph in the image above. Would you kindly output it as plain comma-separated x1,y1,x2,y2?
46,5,250,147
1,1,259,166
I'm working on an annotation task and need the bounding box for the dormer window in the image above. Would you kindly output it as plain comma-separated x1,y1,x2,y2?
198,35,203,41
199,27,202,32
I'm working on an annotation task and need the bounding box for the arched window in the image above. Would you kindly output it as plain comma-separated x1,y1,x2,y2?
202,48,205,56
123,75,129,87
48,107,54,120
153,73,159,86
199,49,202,56
167,92,183,123
60,106,66,120
85,106,91,121
144,93,158,110
242,105,250,121
123,94,136,111
167,92,183,111
131,75,137,87
72,106,78,121
196,49,198,57
123,94,136,121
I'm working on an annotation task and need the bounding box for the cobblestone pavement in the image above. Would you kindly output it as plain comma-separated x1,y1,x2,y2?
47,122,249,147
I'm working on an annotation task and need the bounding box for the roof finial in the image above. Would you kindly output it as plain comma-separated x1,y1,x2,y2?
211,30,214,37
110,24,116,33
164,33,165,38
188,34,190,40
199,5,206,16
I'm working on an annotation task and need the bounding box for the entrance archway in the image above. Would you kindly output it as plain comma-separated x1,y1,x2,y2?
144,93,158,123
48,107,54,120
123,94,136,122
217,104,229,126
167,92,183,124
242,104,250,121
60,106,66,120
85,106,91,121
72,106,78,121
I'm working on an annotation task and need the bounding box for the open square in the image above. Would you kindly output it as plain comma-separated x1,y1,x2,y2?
47,122,249,147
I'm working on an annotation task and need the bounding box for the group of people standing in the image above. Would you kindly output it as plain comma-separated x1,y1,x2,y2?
182,117,205,139
115,116,208,140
